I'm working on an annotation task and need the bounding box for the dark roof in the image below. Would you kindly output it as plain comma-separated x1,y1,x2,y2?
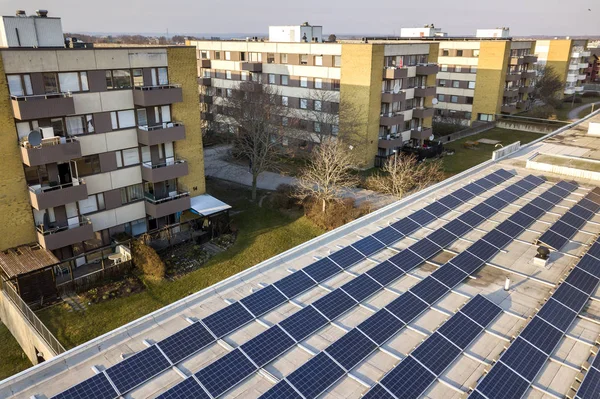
0,245,59,279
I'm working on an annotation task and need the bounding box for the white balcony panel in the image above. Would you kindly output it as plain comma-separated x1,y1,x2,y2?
110,166,142,191
407,66,417,78
383,43,430,56
100,90,134,112
436,87,475,97
84,173,113,195
72,92,102,115
437,72,477,81
88,209,118,232
106,129,138,152
115,201,146,225
433,102,473,112
437,56,479,66
404,88,415,100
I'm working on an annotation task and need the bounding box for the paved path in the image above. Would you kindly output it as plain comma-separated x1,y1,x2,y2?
567,101,600,120
204,145,396,209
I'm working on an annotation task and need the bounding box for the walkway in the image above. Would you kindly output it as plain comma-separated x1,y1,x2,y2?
567,101,600,120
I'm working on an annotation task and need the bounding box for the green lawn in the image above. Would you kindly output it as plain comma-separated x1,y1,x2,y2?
577,102,600,119
0,322,31,381
37,180,324,349
442,128,545,175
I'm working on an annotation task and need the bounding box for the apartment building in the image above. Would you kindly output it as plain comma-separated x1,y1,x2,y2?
535,39,590,95
0,12,205,260
189,25,439,167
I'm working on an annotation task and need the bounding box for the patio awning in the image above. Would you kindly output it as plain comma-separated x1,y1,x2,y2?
190,194,231,217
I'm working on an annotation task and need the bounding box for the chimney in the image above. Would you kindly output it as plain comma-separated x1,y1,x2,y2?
36,9,49,18
15,10,26,17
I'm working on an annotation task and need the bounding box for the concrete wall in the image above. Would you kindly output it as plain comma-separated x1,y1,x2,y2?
472,41,510,121
496,120,558,134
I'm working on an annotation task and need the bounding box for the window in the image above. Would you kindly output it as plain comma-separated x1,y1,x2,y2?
466,97,474,104
438,94,445,102
225,51,231,60
215,51,221,60
314,100,322,111
200,51,209,59
465,112,472,120
450,95,458,103
125,218,147,236
442,50,449,56
300,54,308,65
315,56,323,66
478,113,493,121
281,75,289,86
226,71,232,80
116,148,140,168
300,77,308,87
66,114,94,135
252,73,260,82
58,72,89,92
78,193,105,214
439,79,446,87
110,109,136,129
132,69,144,87
441,65,448,72
106,70,131,89
73,155,101,177
241,71,248,81
314,78,323,89
334,55,341,67
121,184,144,204
282,96,289,106
7,74,33,96
332,124,339,135
43,73,59,93
267,53,275,63
269,74,276,84
468,81,476,89
455,66,462,73
456,50,463,56
452,80,460,88
282,117,289,126
314,122,321,132
473,50,480,57
300,99,308,109
226,88,233,97
281,54,288,63
470,66,477,73
332,79,340,91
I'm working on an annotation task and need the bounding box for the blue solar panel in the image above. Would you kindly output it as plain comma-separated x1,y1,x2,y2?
385,292,429,323
380,356,436,399
500,337,547,381
458,211,485,227
444,218,472,237
240,285,287,317
431,264,468,289
505,183,528,198
553,283,589,312
202,302,254,338
427,228,456,248
463,182,486,196
372,226,404,246
325,329,377,370
105,345,171,394
539,190,563,205
412,332,462,375
508,211,535,228
487,171,508,184
495,220,523,238
572,203,595,220
286,352,345,399
460,295,502,327
362,384,396,399
547,184,572,199
390,218,421,236
482,230,513,249
274,271,315,299
312,288,357,320
453,188,474,202
537,298,577,332
538,230,568,251
438,194,463,209
155,377,210,399
483,196,508,212
475,178,496,190
409,238,441,259
519,317,563,355
495,189,519,204
358,309,404,345
449,251,483,274
593,352,600,369
260,380,303,399
366,260,405,286
557,180,577,193
469,391,488,399
280,306,329,341
578,254,600,278
353,236,385,257
329,246,364,269
388,250,423,272
438,311,482,349
495,169,515,180
476,362,530,399
341,273,382,302
409,276,449,305
523,174,546,186
51,372,118,399
195,349,257,398
561,212,587,229
521,203,546,218
424,201,450,217
467,240,498,262
240,325,295,367
552,220,578,239
565,267,599,295
157,322,215,364
577,367,600,399
586,242,600,260
580,198,600,213
531,197,556,211
303,257,342,282
408,209,436,226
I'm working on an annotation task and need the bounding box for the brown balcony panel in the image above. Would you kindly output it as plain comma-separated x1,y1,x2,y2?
145,195,191,218
411,127,433,141
506,74,521,82
511,57,525,66
202,112,214,121
519,86,534,94
413,107,435,118
133,86,183,107
137,124,186,146
381,91,406,103
12,95,75,120
380,114,404,126
198,77,212,86
416,64,439,75
501,104,518,113
524,55,538,64
200,94,213,104
142,162,189,183
504,89,519,98
383,68,408,79
37,222,94,251
522,71,537,79
29,182,88,210
414,87,436,97
20,140,81,167
200,59,211,68
241,62,262,72
378,137,404,149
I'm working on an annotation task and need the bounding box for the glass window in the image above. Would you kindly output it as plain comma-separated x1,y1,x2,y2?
66,114,94,135
473,50,480,57
314,122,321,132
200,51,209,59
281,75,289,86
455,66,462,73
111,109,136,129
466,97,474,104
241,71,248,81
225,51,231,60
450,95,459,103
59,72,81,92
439,79,446,87
456,50,463,56
106,70,131,89
268,74,276,84
440,65,448,72
226,88,233,97
300,54,308,65
314,100,322,111
267,53,275,63
74,155,101,177
7,74,33,96
282,96,289,106
438,94,445,102
226,71,232,80
157,68,168,85
252,73,260,82
452,81,460,88
80,72,89,91
468,81,476,89
332,124,339,135
470,66,477,73
300,99,308,109
314,78,322,89
332,79,340,91
121,184,144,204
215,51,221,60
282,117,289,126
300,77,308,87
442,50,449,56
43,73,59,93
334,56,341,67
315,56,323,66
281,54,288,63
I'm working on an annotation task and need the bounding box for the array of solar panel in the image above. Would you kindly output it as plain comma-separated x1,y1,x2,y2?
47,170,513,399
538,186,600,250
471,235,600,399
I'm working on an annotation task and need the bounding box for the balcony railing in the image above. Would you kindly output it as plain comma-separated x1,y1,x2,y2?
411,127,433,141
11,92,75,120
29,179,88,210
241,62,262,72
412,107,435,118
144,191,191,218
415,63,439,75
137,121,185,146
378,135,405,149
133,84,183,107
582,51,591,57
381,90,406,103
20,136,82,167
414,86,436,97
383,67,409,79
141,158,189,183
36,215,94,250
198,77,212,86
380,112,405,126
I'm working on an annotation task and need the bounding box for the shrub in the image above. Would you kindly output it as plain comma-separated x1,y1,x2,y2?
432,122,464,136
304,197,372,230
527,105,556,119
582,91,600,98
562,96,582,104
131,239,166,280
269,184,298,210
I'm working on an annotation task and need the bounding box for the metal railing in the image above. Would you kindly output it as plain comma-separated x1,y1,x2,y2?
144,191,190,204
137,121,183,131
28,179,85,194
20,136,79,148
0,279,66,355
134,84,181,91
11,92,72,101
142,158,186,169
36,215,91,235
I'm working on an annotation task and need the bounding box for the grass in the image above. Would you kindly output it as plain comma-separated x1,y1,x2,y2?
577,102,600,119
37,179,324,349
442,127,545,176
534,154,600,172
0,322,32,380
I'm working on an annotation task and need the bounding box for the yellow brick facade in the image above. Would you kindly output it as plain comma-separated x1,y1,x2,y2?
0,56,36,250
424,43,440,129
471,41,510,121
167,47,206,197
546,40,573,91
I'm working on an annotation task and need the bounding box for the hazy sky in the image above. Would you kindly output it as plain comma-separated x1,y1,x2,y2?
1,0,597,36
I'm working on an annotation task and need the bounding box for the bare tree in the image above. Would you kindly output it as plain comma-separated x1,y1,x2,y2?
531,65,564,108
304,89,340,145
224,81,286,201
295,140,359,213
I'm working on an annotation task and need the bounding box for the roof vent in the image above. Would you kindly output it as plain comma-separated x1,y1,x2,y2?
36,9,48,17
15,10,26,17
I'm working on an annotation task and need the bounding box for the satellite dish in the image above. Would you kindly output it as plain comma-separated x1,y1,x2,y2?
28,129,43,147
393,83,400,94
429,134,434,141
432,98,439,105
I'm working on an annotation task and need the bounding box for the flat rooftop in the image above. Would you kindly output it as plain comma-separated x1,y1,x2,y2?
3,112,600,399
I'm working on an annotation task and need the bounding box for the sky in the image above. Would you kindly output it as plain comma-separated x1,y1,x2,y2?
0,0,597,37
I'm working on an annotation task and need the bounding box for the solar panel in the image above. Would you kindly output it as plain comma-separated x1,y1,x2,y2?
312,288,357,320
531,197,555,211
495,169,515,180
500,337,547,381
341,273,382,302
379,356,436,399
260,380,303,399
202,302,254,338
430,264,468,289
388,250,423,272
469,391,488,399
482,230,513,249
577,254,600,278
352,236,385,257
547,183,573,199
408,209,436,226
536,298,577,332
572,203,595,220
240,285,287,317
325,329,377,370
449,251,483,274
362,384,396,399
495,220,523,238
427,228,456,248
539,190,563,205
437,311,482,349
523,174,547,186
453,188,474,202
424,201,450,217
553,282,589,312
365,260,405,286
105,345,171,394
475,178,496,190
577,367,600,399
240,325,296,367
593,352,600,369
458,211,485,227
475,362,530,399
385,292,429,323
520,203,546,218
557,180,578,192
561,211,587,229
519,317,563,355
463,182,486,196
358,309,405,345
508,211,535,228
467,240,498,262
460,295,502,327
286,352,346,399
329,246,364,269
495,189,519,204
390,218,420,236
303,257,342,282
279,305,329,341
409,238,442,259
438,194,463,209
505,183,528,198
484,172,506,185
580,198,600,213
587,242,600,260
157,322,215,364
155,377,210,399
51,372,119,399
409,276,449,305
565,266,600,295
372,226,404,246
411,332,462,375
537,230,569,251
195,349,257,398
274,271,315,299
482,196,508,212
552,220,578,239
444,218,473,237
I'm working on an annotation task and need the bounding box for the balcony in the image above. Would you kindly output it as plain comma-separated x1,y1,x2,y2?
501,104,518,113
11,93,75,120
578,74,587,80
381,91,406,103
29,179,88,210
133,84,183,107
200,59,211,68
523,55,538,64
519,86,534,94
145,191,191,218
564,88,575,95
20,136,81,167
579,63,589,69
575,86,584,92
198,77,212,86
380,112,404,126
582,51,591,57
137,122,186,146
378,136,404,149
506,73,521,82
411,127,433,141
37,216,94,251
141,159,188,183
566,75,578,83
241,62,262,72
511,56,525,65
412,107,435,118
414,86,436,97
521,71,537,79
416,64,439,75
504,88,519,97
383,67,408,79
571,52,581,59
200,94,213,104
569,64,579,71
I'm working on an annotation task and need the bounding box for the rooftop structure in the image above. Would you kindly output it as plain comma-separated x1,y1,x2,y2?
268,23,323,43
0,10,64,48
476,28,510,39
400,25,448,38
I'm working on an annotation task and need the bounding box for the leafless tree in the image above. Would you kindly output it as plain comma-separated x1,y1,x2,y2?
531,65,564,108
303,89,340,145
295,140,359,213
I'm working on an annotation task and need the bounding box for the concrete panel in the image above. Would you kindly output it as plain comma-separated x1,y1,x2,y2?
210,60,242,71
438,56,480,66
383,43,430,56
105,129,138,152
56,50,97,71
145,195,191,218
99,90,134,112
290,65,341,79
88,209,117,231
128,49,168,68
110,166,142,190
93,49,131,69
115,201,146,225
437,72,477,81
84,172,112,195
72,92,102,115
1,50,59,73
78,134,108,156
437,87,475,97
29,183,88,210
